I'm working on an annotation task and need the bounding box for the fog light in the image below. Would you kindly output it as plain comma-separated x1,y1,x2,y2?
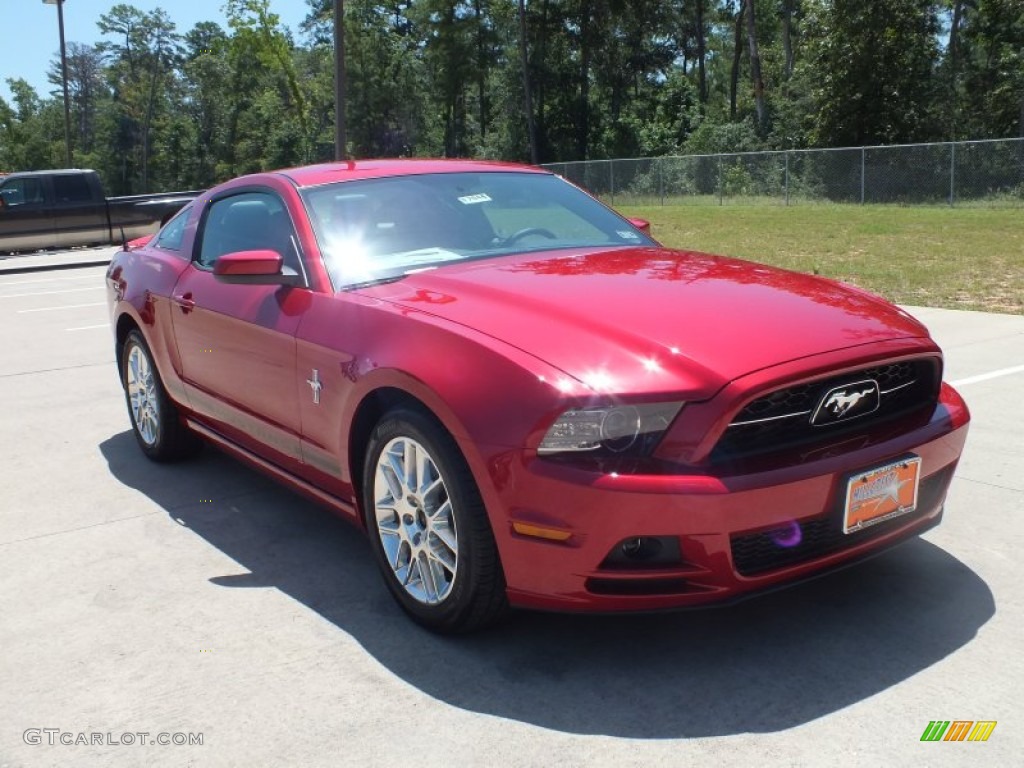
599,535,682,568
621,536,664,561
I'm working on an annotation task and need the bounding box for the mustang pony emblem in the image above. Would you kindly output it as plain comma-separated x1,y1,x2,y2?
824,387,875,417
811,379,881,425
306,369,323,404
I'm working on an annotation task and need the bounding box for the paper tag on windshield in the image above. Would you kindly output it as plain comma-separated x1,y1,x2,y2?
457,193,492,205
617,230,640,240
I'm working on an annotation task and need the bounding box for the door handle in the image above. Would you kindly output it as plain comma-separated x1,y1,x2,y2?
172,292,195,313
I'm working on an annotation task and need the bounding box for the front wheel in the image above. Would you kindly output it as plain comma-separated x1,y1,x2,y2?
363,408,507,633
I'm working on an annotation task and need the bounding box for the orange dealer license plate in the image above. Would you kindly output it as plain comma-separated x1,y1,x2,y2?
843,456,922,534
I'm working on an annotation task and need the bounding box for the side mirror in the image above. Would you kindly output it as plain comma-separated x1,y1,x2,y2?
213,249,302,286
627,217,651,235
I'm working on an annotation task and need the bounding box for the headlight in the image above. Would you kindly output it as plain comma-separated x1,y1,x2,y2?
537,402,684,456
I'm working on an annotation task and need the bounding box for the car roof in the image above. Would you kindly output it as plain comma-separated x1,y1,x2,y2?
275,159,549,188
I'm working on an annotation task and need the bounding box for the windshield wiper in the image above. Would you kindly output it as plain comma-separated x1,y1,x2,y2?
341,274,407,291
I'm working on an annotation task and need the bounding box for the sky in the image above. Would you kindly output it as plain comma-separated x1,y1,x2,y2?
0,0,310,103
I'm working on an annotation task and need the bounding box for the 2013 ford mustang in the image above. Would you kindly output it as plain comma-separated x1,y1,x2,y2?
106,160,970,632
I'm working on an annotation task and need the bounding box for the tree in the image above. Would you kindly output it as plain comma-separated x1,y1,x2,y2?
729,0,744,121
0,79,64,170
47,43,107,156
781,0,797,79
694,0,709,107
176,22,230,185
97,4,183,192
744,0,767,134
805,0,942,146
4,0,1019,185
306,1,423,157
227,0,312,162
957,0,1024,139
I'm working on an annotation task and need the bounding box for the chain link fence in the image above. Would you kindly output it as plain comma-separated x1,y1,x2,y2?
543,138,1024,207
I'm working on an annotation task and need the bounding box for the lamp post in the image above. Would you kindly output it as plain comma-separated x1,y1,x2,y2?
333,0,346,160
43,0,73,167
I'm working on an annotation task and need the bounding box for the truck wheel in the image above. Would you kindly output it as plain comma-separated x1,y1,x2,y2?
121,330,201,462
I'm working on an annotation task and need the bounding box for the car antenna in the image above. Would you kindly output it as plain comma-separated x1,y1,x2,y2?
120,225,127,250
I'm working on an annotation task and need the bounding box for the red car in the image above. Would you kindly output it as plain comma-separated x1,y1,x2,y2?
106,160,970,632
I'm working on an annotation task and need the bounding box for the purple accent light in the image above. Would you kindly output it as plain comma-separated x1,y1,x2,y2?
769,520,803,548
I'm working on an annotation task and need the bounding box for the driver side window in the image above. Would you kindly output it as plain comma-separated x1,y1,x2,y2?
0,178,45,208
196,191,301,272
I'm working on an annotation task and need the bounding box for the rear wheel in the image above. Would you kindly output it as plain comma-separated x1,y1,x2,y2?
363,408,507,633
121,329,201,462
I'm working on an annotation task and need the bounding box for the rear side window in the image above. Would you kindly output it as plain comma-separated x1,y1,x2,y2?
53,174,93,203
154,204,192,252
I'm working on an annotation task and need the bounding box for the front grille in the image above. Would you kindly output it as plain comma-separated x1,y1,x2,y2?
730,465,954,576
712,359,939,463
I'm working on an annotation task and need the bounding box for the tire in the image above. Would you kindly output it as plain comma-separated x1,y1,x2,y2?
121,329,202,462
363,408,508,633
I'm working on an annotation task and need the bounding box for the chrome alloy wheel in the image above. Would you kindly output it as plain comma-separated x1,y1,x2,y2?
126,343,159,446
373,437,459,605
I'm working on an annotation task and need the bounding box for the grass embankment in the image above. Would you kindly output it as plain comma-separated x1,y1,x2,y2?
618,204,1023,314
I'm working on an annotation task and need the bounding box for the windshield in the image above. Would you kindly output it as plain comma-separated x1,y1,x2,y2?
299,171,655,289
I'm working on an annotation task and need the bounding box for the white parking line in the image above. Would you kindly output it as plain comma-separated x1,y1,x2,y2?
951,364,1024,388
1,286,104,298
65,324,109,332
17,302,106,313
0,273,104,286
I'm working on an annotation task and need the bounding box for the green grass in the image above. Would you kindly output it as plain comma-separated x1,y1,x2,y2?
618,204,1024,315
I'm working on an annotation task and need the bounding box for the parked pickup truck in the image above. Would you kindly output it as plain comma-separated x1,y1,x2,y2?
0,169,200,253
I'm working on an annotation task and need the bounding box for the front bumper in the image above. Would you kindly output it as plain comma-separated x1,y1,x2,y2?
486,383,970,612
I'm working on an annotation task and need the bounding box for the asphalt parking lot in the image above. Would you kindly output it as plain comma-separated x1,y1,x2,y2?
1,254,1022,767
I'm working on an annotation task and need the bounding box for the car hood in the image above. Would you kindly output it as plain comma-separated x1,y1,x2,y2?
366,247,930,397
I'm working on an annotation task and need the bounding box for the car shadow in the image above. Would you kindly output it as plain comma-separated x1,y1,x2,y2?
100,430,993,739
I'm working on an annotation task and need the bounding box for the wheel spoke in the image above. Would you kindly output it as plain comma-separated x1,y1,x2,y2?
386,448,407,495
404,440,420,491
430,520,457,559
405,551,422,587
376,510,400,533
379,531,403,570
428,498,456,548
427,496,451,523
428,551,454,600
373,434,459,607
415,449,433,495
128,350,141,385
395,561,411,588
428,536,456,572
421,476,444,508
380,459,404,503
419,552,440,602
